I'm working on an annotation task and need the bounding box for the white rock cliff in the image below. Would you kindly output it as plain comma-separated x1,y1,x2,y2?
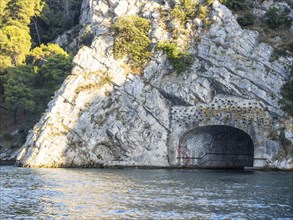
17,0,293,169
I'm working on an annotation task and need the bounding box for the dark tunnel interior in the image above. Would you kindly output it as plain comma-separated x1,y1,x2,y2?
178,125,254,168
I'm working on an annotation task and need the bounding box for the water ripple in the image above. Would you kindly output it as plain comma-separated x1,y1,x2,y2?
1,167,292,219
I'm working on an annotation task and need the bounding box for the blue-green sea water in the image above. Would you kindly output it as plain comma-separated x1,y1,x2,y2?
1,166,292,219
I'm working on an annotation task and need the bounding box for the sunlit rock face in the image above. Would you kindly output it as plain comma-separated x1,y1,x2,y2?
17,0,292,169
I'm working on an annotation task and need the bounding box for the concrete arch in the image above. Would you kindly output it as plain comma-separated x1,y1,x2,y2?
172,125,254,168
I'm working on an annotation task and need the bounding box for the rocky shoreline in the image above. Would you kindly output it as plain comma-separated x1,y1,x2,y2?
2,160,293,172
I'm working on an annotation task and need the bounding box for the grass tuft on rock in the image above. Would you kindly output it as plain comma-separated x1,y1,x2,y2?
113,15,152,70
158,41,193,73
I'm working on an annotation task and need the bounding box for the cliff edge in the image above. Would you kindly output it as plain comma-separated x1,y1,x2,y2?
17,0,293,169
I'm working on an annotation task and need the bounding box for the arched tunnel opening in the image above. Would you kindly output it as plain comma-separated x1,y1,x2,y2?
178,125,254,169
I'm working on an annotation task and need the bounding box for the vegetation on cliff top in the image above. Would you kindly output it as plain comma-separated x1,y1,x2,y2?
220,0,293,117
157,41,193,73
113,15,152,72
0,0,43,68
221,0,292,56
171,0,198,24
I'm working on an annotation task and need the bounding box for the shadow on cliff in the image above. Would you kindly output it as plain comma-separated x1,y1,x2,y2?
63,71,174,168
17,63,176,168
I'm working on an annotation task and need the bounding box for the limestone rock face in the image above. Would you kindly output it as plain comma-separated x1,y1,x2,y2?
17,0,293,169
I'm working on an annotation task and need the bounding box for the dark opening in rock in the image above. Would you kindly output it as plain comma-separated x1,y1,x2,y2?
178,125,254,168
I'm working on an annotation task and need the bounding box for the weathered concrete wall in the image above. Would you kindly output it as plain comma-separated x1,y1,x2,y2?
168,96,274,168
174,125,254,168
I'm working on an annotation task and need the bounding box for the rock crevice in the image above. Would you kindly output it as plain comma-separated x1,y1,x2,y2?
16,0,293,169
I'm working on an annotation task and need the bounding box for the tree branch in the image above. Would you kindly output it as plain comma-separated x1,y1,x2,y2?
0,105,9,111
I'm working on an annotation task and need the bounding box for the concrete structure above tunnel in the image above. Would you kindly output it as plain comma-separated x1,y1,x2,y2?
168,96,273,168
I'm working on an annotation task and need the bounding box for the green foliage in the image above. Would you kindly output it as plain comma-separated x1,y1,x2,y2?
41,54,72,90
79,26,94,47
0,0,42,68
171,0,198,23
158,41,193,73
0,0,9,24
181,0,198,18
0,25,31,66
1,43,72,123
171,4,186,23
27,43,68,64
205,0,215,6
220,0,251,11
4,0,42,25
265,7,290,30
279,66,293,117
219,1,291,59
29,44,72,112
113,15,152,68
0,0,76,136
197,5,209,20
2,65,36,114
204,18,212,28
270,48,290,61
31,0,82,44
0,130,13,140
237,13,255,27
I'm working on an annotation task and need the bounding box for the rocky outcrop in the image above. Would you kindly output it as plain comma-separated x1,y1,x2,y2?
17,0,293,169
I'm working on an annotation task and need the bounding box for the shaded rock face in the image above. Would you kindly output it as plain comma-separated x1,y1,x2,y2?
17,0,293,169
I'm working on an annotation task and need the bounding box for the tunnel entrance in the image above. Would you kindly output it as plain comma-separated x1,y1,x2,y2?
178,125,254,168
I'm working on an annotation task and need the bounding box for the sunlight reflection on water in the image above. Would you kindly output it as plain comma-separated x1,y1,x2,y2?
1,166,292,219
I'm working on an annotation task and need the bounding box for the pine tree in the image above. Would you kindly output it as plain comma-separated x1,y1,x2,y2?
0,25,31,66
2,65,35,123
0,0,42,68
0,0,9,24
4,0,42,25
33,0,81,43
